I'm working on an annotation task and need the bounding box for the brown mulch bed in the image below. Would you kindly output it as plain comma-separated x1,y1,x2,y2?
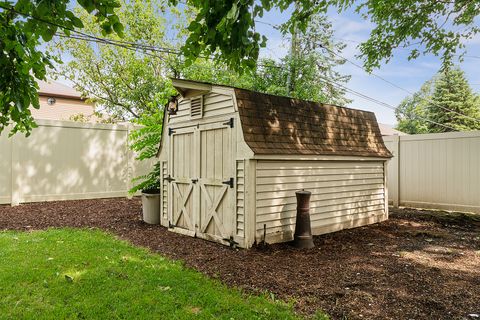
1,198,479,320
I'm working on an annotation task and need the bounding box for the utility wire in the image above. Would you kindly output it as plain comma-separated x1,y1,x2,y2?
316,43,480,123
56,32,286,73
55,33,176,57
315,75,458,132
55,34,170,60
0,3,182,59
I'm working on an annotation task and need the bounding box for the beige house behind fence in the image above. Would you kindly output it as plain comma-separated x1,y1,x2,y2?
157,79,392,248
31,80,95,121
378,123,407,136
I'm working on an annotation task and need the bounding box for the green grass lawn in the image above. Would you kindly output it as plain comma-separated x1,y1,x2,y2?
0,228,303,320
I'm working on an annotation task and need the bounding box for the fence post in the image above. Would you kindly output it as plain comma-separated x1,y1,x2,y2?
126,123,134,199
10,133,21,206
390,134,400,208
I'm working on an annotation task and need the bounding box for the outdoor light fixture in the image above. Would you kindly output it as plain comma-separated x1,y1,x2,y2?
167,96,178,115
47,97,56,105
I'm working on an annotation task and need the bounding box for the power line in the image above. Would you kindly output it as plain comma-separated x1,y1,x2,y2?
0,3,185,60
254,19,280,29
56,32,287,74
55,33,176,57
316,43,480,123
315,75,458,132
335,37,480,60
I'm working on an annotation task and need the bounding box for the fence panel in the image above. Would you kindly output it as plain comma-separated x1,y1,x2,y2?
384,131,480,213
0,120,153,205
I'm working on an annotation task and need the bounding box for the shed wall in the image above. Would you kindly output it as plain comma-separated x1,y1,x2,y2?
158,88,250,247
168,92,236,124
254,160,387,243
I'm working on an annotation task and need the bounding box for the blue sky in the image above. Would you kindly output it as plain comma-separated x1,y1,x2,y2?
255,7,480,125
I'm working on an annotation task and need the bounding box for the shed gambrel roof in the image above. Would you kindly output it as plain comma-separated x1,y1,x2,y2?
234,88,392,158
159,79,392,159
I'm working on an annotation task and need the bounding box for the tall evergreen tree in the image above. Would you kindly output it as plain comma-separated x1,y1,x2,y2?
427,68,480,132
395,67,480,133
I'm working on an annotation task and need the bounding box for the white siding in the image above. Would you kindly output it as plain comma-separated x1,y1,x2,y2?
236,160,245,237
168,92,235,124
160,160,168,226
255,160,387,243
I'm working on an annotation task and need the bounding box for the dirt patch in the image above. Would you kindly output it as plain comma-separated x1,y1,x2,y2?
1,199,479,320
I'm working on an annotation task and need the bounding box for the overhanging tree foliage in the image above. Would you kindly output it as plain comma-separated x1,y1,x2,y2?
3,0,479,133
54,0,350,117
172,0,480,72
0,0,122,136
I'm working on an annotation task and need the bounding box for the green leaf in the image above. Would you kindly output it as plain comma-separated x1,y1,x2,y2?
112,22,124,36
70,16,84,29
226,3,239,20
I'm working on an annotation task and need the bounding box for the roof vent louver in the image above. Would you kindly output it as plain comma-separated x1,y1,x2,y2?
190,96,203,119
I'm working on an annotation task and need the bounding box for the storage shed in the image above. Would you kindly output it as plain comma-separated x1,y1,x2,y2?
157,79,393,248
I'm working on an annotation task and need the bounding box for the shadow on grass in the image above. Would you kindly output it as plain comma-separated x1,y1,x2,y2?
0,228,308,320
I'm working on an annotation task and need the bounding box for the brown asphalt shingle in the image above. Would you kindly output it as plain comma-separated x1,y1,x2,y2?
234,88,392,158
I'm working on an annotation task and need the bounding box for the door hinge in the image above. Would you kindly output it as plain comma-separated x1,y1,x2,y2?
223,118,234,128
168,128,175,136
222,177,234,188
168,221,175,228
164,175,175,183
223,236,239,248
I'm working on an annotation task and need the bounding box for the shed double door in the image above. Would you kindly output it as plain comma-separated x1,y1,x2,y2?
169,120,235,244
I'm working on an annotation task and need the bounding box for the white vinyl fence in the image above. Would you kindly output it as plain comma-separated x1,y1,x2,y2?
384,131,480,214
0,120,153,205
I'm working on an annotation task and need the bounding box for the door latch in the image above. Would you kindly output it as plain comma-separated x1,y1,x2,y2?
222,177,234,188
191,178,198,184
164,175,175,182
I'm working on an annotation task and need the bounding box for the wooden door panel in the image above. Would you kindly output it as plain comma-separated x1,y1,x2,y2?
168,120,235,243
170,131,195,234
198,126,234,241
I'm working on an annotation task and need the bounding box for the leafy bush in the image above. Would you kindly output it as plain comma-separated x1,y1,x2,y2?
128,111,163,194
130,162,160,194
